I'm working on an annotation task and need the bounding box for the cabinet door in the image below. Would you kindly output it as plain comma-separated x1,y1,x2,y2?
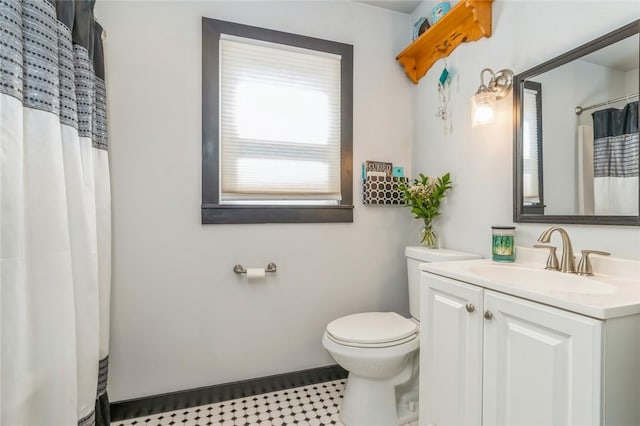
483,290,602,426
420,274,483,426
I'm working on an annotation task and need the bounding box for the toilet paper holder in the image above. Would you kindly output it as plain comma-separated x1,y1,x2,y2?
233,263,277,274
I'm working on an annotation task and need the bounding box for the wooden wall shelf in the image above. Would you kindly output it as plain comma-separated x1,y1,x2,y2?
396,0,494,84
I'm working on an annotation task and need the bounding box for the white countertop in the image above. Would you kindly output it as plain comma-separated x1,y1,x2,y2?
419,248,640,320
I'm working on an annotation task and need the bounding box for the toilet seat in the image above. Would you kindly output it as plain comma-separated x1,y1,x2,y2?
325,331,418,348
325,312,418,348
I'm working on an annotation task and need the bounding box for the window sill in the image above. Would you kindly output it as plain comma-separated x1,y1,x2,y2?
201,204,354,224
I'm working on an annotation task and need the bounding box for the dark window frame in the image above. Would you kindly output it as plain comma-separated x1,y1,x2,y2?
201,17,354,224
521,80,545,215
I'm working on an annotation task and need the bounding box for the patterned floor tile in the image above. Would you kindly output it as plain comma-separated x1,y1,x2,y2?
111,379,419,426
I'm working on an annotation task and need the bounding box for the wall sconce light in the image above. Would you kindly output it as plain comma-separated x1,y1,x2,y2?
471,68,514,127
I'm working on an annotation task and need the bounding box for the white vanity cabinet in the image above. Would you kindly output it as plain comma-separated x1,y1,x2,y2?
482,290,601,426
420,274,483,426
420,272,640,426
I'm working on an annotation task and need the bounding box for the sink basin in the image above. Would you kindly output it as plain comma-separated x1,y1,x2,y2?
420,248,640,319
464,263,617,295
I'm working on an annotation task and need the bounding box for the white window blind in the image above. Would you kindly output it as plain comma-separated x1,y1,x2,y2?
523,87,541,205
219,35,342,204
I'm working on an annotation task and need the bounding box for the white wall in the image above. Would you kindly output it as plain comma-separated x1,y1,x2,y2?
95,1,413,401
411,1,640,260
626,67,639,93
98,0,640,402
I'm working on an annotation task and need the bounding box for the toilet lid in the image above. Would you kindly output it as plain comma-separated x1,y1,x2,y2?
326,312,418,345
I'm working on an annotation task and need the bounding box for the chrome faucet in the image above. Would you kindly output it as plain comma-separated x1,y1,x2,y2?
536,227,576,273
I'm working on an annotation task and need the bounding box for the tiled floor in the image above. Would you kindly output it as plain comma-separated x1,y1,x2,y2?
111,379,419,426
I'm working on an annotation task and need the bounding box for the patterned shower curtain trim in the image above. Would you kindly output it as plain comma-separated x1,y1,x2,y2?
592,101,639,178
592,101,639,215
1,1,107,143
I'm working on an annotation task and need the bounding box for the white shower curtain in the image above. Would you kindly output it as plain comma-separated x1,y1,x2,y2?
0,1,111,425
577,124,595,215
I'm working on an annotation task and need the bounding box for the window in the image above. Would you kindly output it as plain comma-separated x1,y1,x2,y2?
202,18,353,224
522,81,544,214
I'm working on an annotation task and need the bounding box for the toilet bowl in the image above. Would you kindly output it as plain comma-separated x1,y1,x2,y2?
322,312,419,426
322,247,481,426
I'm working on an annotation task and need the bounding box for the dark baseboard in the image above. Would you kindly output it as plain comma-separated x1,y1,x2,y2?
110,364,348,421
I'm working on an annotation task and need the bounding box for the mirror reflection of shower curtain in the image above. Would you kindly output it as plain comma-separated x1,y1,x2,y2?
577,125,595,214
592,101,639,215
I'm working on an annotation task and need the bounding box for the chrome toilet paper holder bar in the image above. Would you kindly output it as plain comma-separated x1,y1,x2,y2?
233,263,277,274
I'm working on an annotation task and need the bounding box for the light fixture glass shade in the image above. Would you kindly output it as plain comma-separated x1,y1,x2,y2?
471,91,496,127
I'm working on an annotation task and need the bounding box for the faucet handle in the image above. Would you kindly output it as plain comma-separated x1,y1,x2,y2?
533,244,560,271
577,250,611,276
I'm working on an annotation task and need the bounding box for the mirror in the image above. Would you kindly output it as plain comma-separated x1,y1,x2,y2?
514,21,639,225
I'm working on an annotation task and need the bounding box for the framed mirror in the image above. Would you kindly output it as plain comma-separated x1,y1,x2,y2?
514,20,639,225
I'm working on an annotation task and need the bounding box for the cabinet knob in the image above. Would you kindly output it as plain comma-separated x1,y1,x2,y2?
465,303,475,313
484,310,493,320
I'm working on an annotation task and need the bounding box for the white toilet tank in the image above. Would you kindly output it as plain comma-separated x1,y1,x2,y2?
405,247,481,320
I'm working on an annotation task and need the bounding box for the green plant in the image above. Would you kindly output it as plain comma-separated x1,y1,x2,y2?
399,172,452,222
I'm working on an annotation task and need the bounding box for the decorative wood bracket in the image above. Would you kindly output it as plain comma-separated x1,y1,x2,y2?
396,0,494,84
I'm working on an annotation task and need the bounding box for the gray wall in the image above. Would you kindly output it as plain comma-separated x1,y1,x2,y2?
98,0,640,403
96,1,414,401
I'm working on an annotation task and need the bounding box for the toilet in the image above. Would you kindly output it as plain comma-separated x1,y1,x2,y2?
322,246,480,426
